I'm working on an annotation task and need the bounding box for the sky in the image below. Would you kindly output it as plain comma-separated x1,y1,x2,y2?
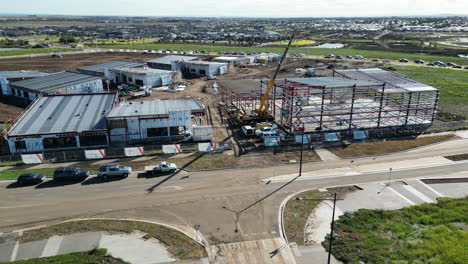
1,0,467,17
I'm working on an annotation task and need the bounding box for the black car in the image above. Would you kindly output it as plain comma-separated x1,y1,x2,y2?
17,173,46,185
53,167,90,181
399,58,409,63
453,65,462,69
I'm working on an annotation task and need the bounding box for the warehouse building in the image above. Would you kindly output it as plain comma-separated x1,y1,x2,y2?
147,55,199,71
5,93,118,153
212,56,251,66
106,99,206,143
107,67,181,87
8,71,104,101
0,71,49,96
77,60,145,77
175,61,228,77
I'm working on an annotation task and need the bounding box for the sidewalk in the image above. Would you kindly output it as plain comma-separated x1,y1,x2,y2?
0,230,208,264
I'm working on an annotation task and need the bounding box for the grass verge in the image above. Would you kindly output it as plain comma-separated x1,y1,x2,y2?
20,220,207,259
0,48,79,56
328,197,468,264
283,186,357,246
1,248,128,264
328,135,455,158
0,168,55,179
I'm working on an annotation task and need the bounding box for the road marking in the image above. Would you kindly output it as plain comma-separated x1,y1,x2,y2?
36,193,45,196
403,185,435,203
10,231,22,261
417,180,444,197
388,187,416,205
37,216,48,219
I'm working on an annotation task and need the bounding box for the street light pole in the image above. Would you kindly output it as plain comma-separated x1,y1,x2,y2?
327,193,337,264
296,194,343,264
299,124,305,176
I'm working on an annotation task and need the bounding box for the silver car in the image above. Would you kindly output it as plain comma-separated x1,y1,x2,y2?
97,163,132,179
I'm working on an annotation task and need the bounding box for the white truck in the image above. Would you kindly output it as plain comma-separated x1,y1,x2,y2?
184,126,213,142
129,87,152,98
144,161,177,175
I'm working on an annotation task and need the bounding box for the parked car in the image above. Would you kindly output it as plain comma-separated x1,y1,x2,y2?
97,164,132,179
335,55,342,59
355,55,364,60
144,161,177,175
17,173,46,185
453,65,463,69
206,75,217,80
399,58,409,63
415,59,425,64
383,60,391,63
427,63,435,66
50,54,62,58
446,62,456,67
346,55,353,59
371,59,380,62
241,125,255,136
53,167,90,181
255,125,278,136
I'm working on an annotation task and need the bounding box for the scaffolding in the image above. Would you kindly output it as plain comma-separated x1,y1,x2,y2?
220,69,439,139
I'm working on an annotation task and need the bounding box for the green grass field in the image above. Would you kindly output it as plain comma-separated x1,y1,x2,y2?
328,197,468,264
0,168,55,179
0,48,79,57
1,248,128,264
96,43,468,64
394,66,468,119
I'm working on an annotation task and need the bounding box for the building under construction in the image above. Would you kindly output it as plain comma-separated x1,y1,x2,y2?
220,68,439,140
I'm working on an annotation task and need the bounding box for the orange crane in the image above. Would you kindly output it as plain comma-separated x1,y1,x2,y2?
240,32,295,123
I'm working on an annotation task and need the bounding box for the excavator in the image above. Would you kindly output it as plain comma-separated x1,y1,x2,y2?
239,32,295,124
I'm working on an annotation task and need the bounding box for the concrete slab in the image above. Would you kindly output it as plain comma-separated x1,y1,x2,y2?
314,147,341,161
57,232,102,255
295,245,341,264
99,233,175,264
0,232,18,262
15,239,48,261
428,182,468,198
41,235,64,257
339,184,411,211
405,180,441,201
389,182,426,204
208,238,296,264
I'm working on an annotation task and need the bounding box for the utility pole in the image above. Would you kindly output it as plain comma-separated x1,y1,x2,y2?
296,193,344,264
299,124,305,176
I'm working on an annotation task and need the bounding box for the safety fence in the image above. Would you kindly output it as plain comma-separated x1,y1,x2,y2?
0,142,231,165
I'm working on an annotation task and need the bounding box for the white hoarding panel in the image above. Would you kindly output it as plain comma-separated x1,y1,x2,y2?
125,147,144,157
85,149,106,159
162,144,182,154
21,154,44,164
264,137,281,147
198,142,219,152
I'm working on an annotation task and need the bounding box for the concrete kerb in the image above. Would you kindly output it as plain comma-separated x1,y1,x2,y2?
263,159,468,184
12,218,210,259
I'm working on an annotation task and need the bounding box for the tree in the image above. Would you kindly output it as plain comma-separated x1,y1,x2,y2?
58,36,76,44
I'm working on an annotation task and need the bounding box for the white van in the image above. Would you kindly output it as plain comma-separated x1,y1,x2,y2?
242,125,255,136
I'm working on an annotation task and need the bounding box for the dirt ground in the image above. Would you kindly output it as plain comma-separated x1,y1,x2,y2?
0,52,166,72
0,102,23,123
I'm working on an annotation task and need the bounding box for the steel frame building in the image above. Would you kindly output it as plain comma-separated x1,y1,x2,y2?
220,69,438,139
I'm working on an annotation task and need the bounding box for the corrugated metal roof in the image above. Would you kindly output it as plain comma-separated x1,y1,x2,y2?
283,77,382,87
9,71,102,93
107,99,205,118
147,55,198,65
8,93,116,136
78,60,144,74
0,71,49,79
335,68,438,93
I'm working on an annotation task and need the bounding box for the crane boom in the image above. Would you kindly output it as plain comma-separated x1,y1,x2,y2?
256,32,295,115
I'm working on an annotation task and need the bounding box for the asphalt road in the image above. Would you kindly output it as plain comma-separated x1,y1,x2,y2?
1,138,468,246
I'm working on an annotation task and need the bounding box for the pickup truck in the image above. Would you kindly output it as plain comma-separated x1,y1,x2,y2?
129,87,152,98
144,161,177,175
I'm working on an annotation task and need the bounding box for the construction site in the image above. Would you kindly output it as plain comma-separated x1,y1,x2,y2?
220,68,439,142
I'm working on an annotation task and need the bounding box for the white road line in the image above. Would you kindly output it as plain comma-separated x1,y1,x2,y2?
403,185,435,203
388,187,416,205
10,231,22,261
417,180,445,197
